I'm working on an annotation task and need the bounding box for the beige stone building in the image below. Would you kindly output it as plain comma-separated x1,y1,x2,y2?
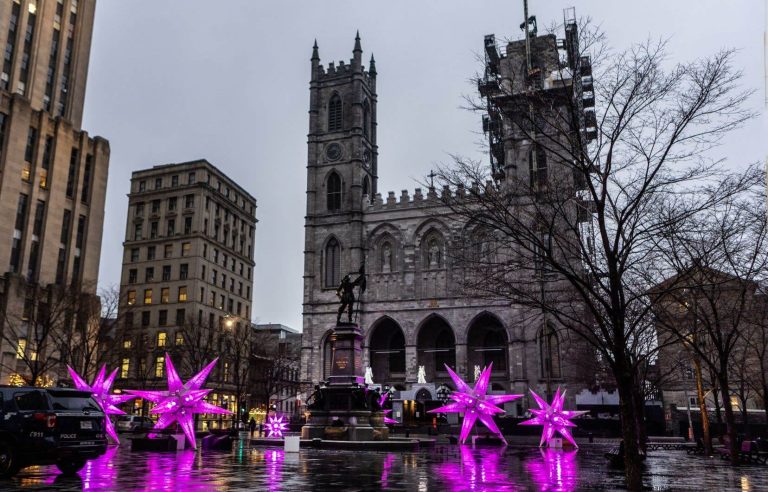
0,0,109,384
114,160,257,421
301,26,596,424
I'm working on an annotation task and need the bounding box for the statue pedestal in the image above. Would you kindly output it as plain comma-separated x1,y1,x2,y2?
328,322,364,386
301,323,383,441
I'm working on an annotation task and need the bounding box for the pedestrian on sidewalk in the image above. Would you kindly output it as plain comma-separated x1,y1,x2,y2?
249,418,256,438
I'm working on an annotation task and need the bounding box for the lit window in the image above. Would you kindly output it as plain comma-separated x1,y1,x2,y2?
155,356,164,378
144,289,153,305
16,338,26,359
123,338,132,349
121,358,130,379
157,332,167,347
182,242,191,256
175,333,184,346
127,290,136,305
178,286,188,302
161,288,169,304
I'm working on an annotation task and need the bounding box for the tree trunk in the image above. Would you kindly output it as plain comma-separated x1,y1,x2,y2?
763,383,768,426
617,373,643,491
718,374,739,464
631,382,648,454
693,358,712,454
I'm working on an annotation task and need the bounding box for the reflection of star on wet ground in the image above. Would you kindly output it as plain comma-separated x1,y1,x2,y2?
435,446,518,491
525,448,579,492
428,363,521,444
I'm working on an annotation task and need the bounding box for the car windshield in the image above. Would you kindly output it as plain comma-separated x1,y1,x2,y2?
14,391,48,411
118,416,132,422
47,390,101,412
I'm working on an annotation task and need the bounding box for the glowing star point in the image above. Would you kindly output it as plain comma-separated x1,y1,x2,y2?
125,354,232,449
265,414,289,438
519,387,588,448
378,391,398,425
428,363,521,445
68,364,136,444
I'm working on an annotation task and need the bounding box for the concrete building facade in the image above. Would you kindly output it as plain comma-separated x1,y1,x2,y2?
0,0,109,384
300,26,595,424
114,160,257,420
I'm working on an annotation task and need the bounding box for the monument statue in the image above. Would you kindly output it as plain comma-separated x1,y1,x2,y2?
417,365,427,384
336,264,366,324
364,367,374,385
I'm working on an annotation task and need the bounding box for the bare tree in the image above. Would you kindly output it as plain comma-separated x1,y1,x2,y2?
249,330,300,414
434,18,756,485
745,295,768,424
652,195,768,462
220,320,252,423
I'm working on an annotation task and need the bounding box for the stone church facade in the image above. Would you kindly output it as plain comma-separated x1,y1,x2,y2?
300,27,593,420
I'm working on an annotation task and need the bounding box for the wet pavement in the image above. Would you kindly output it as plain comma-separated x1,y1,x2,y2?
4,440,767,491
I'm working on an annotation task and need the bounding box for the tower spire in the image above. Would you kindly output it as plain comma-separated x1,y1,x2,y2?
352,31,362,71
354,31,362,53
369,54,377,76
311,39,320,61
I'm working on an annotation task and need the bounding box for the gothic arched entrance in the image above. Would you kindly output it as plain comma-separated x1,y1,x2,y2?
368,317,406,384
416,315,456,383
467,313,508,378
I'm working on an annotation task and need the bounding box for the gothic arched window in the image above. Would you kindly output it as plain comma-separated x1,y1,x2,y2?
538,324,561,379
362,99,371,138
362,176,370,198
324,238,341,287
327,172,342,211
528,145,547,191
328,93,343,132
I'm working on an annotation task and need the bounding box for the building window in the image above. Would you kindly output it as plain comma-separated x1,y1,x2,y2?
147,246,156,260
168,196,177,211
328,93,342,131
188,172,196,184
123,338,132,349
167,219,175,236
327,172,342,211
157,332,167,347
184,217,192,235
175,308,186,326
529,145,548,191
135,202,144,216
127,290,136,305
145,267,154,282
164,244,173,258
151,199,160,214
81,155,93,203
141,311,150,327
363,99,371,138
150,221,158,239
159,309,168,326
120,359,130,379
162,265,171,281
182,242,191,256
171,175,179,187
66,148,79,198
16,338,26,359
128,269,137,283
184,194,194,208
143,289,153,305
155,357,164,378
178,286,188,302
180,263,188,280
161,287,169,304
175,332,184,346
155,177,162,189
139,180,146,192
39,135,53,189
129,248,139,262
134,223,143,241
324,238,341,287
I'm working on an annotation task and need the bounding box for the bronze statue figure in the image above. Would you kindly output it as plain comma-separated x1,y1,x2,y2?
336,264,366,324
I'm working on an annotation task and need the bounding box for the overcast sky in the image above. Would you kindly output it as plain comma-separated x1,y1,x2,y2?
84,1,766,331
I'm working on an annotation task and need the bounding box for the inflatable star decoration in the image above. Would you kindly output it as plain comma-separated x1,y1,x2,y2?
520,387,588,447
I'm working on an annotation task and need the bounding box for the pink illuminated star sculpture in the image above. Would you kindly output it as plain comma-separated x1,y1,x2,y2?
264,414,289,438
125,353,232,449
68,364,136,444
428,363,521,445
378,392,398,425
519,387,587,448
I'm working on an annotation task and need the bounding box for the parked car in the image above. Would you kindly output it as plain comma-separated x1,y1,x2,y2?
116,415,155,433
0,386,107,478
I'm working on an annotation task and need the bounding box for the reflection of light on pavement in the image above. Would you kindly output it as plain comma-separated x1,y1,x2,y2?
435,446,515,491
380,453,396,487
741,476,751,491
526,448,579,492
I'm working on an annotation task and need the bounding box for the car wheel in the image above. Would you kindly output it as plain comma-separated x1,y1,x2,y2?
56,459,86,475
0,440,20,479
